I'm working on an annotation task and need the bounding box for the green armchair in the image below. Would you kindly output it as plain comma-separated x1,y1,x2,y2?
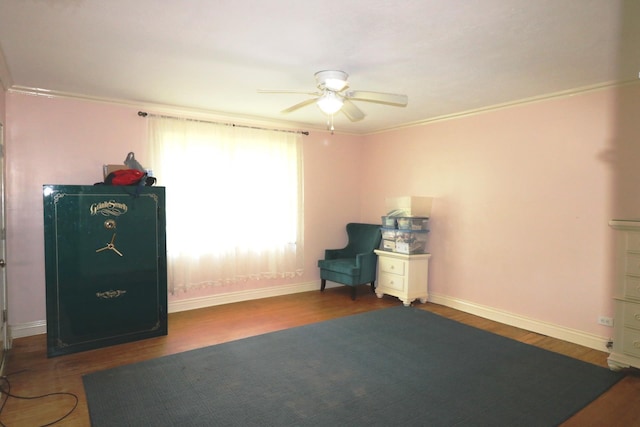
318,223,383,300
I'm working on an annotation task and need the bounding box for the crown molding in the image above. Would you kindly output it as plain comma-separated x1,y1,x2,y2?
7,85,326,134
8,78,639,137
366,79,640,136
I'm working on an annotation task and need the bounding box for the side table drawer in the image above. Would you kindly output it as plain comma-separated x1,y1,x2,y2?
623,328,640,358
625,253,640,276
378,255,406,276
624,275,640,301
378,271,405,292
627,232,640,251
623,301,640,330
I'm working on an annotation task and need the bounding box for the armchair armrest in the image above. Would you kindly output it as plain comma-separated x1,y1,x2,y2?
356,251,378,283
324,248,352,260
355,251,377,268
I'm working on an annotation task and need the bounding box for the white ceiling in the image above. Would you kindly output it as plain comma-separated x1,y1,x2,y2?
1,0,639,134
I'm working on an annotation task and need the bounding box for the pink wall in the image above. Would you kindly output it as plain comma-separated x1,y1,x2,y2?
5,94,147,325
4,92,364,325
360,84,640,337
5,83,640,341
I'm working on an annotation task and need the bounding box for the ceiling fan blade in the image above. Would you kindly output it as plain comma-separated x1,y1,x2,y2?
341,99,366,122
344,90,408,107
258,89,320,96
281,97,319,114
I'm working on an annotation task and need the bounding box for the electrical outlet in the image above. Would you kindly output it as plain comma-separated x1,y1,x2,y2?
598,316,614,327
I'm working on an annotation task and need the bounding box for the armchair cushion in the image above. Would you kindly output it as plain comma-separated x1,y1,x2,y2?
317,258,359,276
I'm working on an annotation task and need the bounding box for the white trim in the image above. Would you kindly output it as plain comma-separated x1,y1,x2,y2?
13,285,607,351
609,219,640,231
7,85,322,133
10,320,45,339
8,281,326,338
429,293,610,352
367,79,640,135
9,80,640,136
168,281,322,313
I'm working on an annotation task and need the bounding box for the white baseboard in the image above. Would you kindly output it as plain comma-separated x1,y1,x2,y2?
11,285,607,353
10,320,46,339
429,293,610,352
168,281,322,313
8,281,326,339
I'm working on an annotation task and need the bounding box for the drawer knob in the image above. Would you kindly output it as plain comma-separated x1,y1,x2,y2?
390,280,394,285
635,314,640,321
390,265,395,270
635,341,640,349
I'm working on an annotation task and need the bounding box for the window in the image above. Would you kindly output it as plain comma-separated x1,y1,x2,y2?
147,116,304,294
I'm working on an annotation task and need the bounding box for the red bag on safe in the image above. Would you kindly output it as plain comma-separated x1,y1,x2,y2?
104,169,144,185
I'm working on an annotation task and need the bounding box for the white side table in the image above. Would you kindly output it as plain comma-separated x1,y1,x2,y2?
374,250,431,307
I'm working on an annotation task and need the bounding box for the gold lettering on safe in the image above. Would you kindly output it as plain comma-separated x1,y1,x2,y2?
90,200,128,216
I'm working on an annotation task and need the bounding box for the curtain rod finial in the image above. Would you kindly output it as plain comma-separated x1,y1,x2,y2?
138,111,148,117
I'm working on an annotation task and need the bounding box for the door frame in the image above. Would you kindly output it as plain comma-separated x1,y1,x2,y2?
0,122,8,376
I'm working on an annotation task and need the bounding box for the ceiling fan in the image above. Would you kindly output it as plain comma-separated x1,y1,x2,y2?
258,70,408,128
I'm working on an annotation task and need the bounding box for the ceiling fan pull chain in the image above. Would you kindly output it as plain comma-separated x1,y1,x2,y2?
329,115,335,134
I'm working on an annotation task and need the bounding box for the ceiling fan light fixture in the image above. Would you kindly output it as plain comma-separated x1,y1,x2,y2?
259,70,406,126
315,70,348,91
316,91,344,115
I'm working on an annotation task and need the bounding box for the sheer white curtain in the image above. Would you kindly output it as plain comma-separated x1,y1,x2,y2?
148,116,304,294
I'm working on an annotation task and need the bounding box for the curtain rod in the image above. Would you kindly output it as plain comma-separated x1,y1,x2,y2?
137,111,309,136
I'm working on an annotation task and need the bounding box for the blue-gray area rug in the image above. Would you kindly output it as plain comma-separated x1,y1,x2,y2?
83,307,622,426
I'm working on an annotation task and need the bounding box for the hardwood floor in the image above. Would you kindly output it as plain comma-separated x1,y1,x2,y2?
1,287,639,426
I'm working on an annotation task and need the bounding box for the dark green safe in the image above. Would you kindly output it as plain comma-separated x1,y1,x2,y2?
43,185,167,357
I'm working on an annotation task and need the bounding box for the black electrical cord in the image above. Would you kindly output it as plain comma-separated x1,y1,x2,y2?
0,372,79,426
